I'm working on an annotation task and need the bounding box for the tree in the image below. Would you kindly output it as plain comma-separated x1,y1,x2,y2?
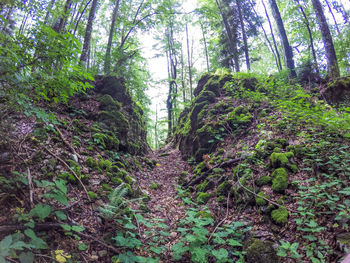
311,0,340,78
80,0,99,66
104,0,121,75
236,0,250,71
268,0,296,78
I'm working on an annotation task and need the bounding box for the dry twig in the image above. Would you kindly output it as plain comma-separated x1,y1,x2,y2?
55,126,81,160
27,168,34,208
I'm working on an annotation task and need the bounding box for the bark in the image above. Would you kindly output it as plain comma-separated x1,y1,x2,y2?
56,0,73,33
236,0,250,71
73,0,92,36
186,24,193,101
311,0,340,78
262,0,282,71
104,0,121,75
180,47,186,102
43,0,56,25
323,0,340,35
268,0,296,78
248,0,279,71
80,0,98,66
200,22,210,72
295,0,319,76
216,0,240,72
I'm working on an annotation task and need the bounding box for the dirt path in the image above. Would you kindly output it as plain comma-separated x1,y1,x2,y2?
135,147,192,259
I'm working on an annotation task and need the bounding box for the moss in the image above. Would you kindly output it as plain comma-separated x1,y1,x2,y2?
271,207,289,225
272,168,289,193
245,239,279,263
150,182,159,190
290,164,298,174
193,161,206,175
124,175,134,185
196,192,211,204
58,172,75,182
256,192,268,206
99,159,113,170
195,210,214,219
111,177,123,185
196,180,214,192
102,184,113,192
277,196,288,205
255,176,272,187
98,94,122,110
286,145,307,158
116,169,128,179
216,181,231,196
212,168,225,174
270,152,288,168
86,157,98,168
216,195,226,205
264,204,275,215
88,191,98,200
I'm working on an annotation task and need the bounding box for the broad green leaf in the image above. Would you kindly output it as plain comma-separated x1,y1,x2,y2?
0,235,12,251
212,248,228,261
30,204,52,220
19,252,34,263
71,225,85,233
227,239,242,247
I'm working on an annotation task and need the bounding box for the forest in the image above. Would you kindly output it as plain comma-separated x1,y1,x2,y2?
0,0,349,262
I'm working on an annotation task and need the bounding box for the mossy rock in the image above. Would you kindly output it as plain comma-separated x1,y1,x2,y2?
245,239,279,263
196,192,211,204
196,180,215,192
272,168,289,193
256,192,268,206
255,176,272,187
124,175,135,185
216,181,231,196
271,207,289,226
111,177,123,185
286,145,307,158
270,152,293,168
323,76,350,105
116,169,128,179
98,94,122,110
86,157,98,168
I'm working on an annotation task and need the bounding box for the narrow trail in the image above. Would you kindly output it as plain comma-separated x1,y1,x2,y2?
135,146,192,258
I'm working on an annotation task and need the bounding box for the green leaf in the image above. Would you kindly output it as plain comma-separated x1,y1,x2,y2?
171,242,188,260
55,179,67,194
55,211,67,220
339,187,350,196
0,235,12,251
78,243,88,251
19,252,34,263
72,225,85,233
227,239,242,247
60,224,72,231
150,246,162,255
212,248,228,261
29,204,52,220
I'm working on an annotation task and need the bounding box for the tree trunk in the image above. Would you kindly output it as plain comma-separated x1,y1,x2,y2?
236,0,250,71
44,0,56,25
200,22,210,72
295,0,319,77
248,0,279,71
186,24,193,101
80,0,98,66
104,0,121,75
56,0,72,33
268,0,296,78
323,0,340,35
311,0,340,78
262,0,282,71
216,0,240,72
180,46,186,103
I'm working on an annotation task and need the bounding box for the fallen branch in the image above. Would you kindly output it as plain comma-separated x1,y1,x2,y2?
44,147,90,201
185,156,248,188
27,168,34,208
55,126,81,160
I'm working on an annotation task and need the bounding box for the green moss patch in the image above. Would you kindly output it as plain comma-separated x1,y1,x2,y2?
272,168,289,193
270,152,293,168
271,206,289,225
256,176,272,186
196,192,211,204
216,181,231,196
245,239,279,263
256,192,268,206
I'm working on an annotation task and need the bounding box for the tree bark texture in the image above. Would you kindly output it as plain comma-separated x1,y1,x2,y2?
311,0,340,78
80,0,98,66
262,0,282,71
236,0,250,71
104,0,121,75
268,0,296,78
57,0,73,33
186,24,193,101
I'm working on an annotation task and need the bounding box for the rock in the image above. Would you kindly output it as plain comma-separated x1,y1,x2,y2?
336,233,350,252
322,76,350,105
245,239,279,263
98,250,108,258
0,152,11,163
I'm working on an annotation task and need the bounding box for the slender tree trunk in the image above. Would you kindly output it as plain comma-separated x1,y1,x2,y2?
80,0,98,66
180,47,186,103
323,0,340,35
44,0,56,25
248,0,279,71
216,0,240,72
200,22,210,72
311,0,340,78
268,0,296,78
73,0,92,36
262,0,282,71
236,0,250,71
57,0,72,33
104,0,121,75
295,0,319,76
186,24,193,102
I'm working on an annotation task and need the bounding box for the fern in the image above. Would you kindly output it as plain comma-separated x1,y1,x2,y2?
99,184,129,219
